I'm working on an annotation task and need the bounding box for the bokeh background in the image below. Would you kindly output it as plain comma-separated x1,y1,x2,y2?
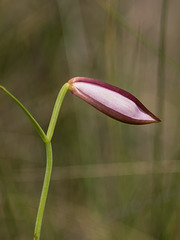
0,0,180,239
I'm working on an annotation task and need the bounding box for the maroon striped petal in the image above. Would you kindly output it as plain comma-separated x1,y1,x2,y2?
68,77,161,125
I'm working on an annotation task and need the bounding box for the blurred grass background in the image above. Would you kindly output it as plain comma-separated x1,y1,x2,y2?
0,0,180,239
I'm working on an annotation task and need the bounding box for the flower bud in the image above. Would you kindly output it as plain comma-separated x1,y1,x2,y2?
68,77,161,125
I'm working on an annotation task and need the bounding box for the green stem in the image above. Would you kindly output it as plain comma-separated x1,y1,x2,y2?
34,141,53,240
0,83,70,239
47,82,69,141
0,86,48,143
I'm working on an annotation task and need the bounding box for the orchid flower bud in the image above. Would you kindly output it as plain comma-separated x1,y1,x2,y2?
68,77,161,125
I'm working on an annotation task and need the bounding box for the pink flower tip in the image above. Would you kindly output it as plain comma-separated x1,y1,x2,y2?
68,77,161,125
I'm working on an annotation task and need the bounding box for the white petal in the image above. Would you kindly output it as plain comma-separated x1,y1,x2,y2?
74,82,154,121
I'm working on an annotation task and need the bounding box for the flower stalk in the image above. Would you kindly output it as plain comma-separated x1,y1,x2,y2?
34,141,53,240
0,83,70,240
47,82,70,141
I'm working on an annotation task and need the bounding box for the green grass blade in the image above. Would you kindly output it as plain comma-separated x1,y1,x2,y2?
0,85,48,142
96,0,180,72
